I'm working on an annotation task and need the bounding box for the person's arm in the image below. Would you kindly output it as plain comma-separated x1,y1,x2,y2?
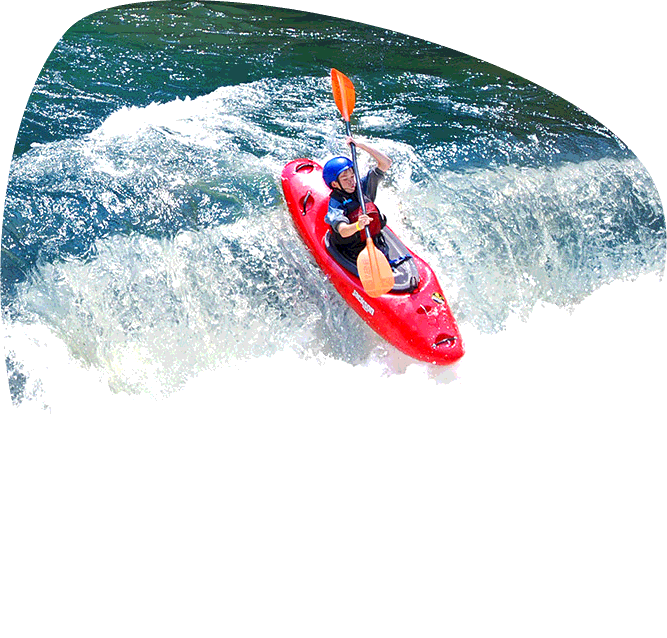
346,136,392,172
326,200,371,237
336,214,373,238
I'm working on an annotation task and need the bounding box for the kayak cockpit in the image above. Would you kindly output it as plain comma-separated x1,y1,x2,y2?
324,228,420,293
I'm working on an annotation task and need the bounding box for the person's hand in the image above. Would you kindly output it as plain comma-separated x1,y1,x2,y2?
346,135,367,151
355,214,372,230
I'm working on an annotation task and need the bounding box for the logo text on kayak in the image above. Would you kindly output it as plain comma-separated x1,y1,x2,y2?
352,290,374,315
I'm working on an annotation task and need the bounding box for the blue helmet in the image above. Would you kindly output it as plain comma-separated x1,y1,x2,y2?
322,156,354,188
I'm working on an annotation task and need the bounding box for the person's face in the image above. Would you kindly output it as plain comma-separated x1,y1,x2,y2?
335,167,356,193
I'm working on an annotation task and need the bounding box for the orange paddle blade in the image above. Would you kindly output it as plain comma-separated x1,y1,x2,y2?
331,68,355,122
357,238,394,298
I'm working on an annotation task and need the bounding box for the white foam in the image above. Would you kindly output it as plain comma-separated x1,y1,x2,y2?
3,271,665,425
2,272,665,638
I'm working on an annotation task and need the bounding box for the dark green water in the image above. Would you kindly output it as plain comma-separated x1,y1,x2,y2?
15,1,623,162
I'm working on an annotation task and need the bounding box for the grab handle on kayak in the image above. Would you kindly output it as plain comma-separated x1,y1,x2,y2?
302,191,312,216
295,161,315,173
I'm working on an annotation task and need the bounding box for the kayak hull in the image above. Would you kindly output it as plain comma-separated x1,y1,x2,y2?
281,159,464,365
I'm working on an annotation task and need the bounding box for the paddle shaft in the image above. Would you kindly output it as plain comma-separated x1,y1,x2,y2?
343,121,389,289
343,120,372,241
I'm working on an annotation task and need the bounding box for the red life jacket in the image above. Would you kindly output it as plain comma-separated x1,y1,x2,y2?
343,201,383,238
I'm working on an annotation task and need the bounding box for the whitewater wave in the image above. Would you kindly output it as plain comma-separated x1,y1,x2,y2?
0,275,667,638
5,210,385,399
3,272,665,422
394,155,664,331
3,79,665,410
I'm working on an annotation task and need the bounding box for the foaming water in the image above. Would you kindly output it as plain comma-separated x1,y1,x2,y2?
394,155,664,331
3,77,665,409
5,272,665,421
6,213,381,398
4,272,665,638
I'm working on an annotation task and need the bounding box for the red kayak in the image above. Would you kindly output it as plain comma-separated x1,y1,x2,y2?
281,159,464,365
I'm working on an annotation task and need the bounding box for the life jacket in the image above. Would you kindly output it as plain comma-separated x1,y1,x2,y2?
329,189,383,238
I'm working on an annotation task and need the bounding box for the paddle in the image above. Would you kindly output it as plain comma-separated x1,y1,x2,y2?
331,68,394,298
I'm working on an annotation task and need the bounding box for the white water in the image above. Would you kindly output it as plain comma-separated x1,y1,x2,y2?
3,75,666,638
1,273,665,638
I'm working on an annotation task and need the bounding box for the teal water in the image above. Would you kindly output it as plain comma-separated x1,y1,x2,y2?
2,0,665,402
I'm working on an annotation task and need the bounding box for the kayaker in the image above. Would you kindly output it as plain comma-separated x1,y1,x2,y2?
323,136,392,261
